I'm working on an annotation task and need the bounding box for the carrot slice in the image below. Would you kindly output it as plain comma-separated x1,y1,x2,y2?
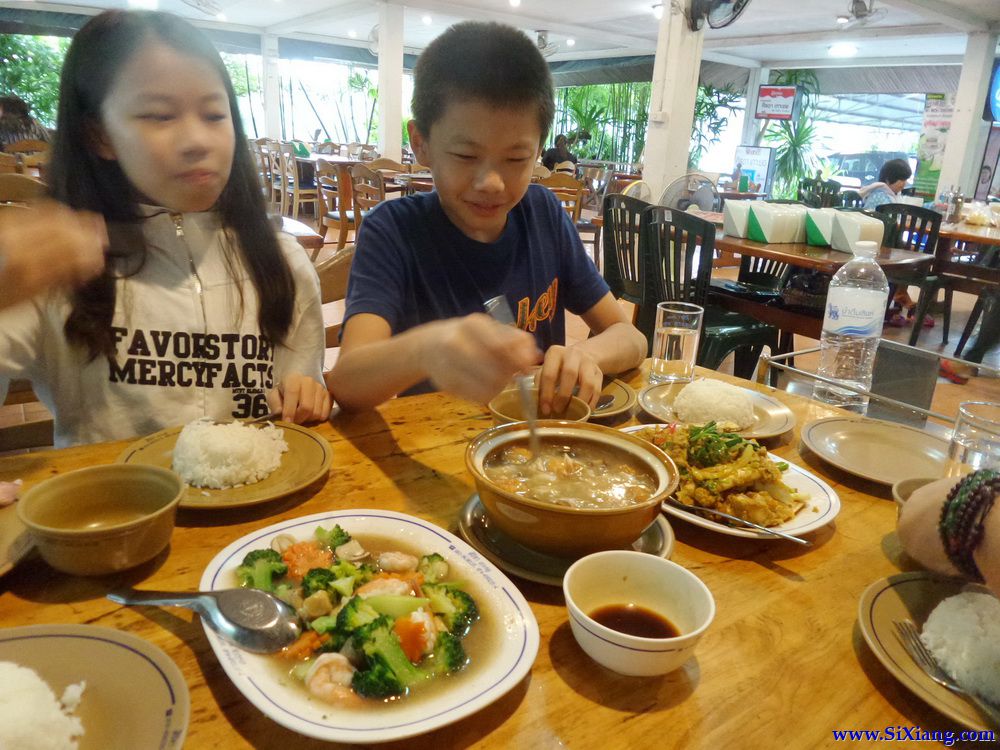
280,630,328,660
281,541,333,582
393,617,426,663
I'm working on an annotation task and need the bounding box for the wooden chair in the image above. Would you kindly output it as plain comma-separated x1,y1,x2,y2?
539,172,584,222
315,245,355,371
316,158,356,250
258,139,282,210
358,144,379,161
367,157,407,174
315,142,342,156
350,164,385,231
277,142,320,227
0,173,45,203
4,139,48,155
410,162,430,174
0,153,18,175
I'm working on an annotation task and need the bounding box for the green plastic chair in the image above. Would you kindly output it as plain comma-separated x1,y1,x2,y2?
602,192,655,338
640,206,779,379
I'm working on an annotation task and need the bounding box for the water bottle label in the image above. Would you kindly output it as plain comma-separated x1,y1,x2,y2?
822,288,887,337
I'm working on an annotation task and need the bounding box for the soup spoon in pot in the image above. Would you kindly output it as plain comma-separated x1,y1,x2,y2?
108,587,301,654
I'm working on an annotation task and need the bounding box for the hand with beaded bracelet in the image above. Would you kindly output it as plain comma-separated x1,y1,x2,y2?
898,473,1000,598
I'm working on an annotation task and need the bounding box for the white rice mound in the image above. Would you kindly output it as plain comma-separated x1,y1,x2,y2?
920,591,1000,704
172,417,288,489
672,379,754,430
0,662,85,750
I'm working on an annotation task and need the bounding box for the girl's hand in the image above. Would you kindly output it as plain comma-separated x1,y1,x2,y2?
269,374,332,424
896,476,962,577
0,201,107,309
536,345,603,416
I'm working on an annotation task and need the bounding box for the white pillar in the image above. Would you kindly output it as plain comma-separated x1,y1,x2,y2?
741,66,770,146
937,31,998,195
261,34,282,140
643,3,706,200
377,2,404,160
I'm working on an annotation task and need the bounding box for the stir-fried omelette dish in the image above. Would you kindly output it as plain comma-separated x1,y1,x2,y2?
632,422,805,527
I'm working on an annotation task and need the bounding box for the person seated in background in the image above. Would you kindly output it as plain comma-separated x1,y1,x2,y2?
0,95,50,147
541,133,578,172
327,21,647,414
860,158,912,211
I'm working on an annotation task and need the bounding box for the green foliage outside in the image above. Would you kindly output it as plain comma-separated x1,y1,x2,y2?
552,82,650,165
689,84,742,170
0,34,70,128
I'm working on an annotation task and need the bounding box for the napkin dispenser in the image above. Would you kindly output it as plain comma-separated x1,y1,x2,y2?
805,207,838,247
831,212,885,253
722,200,752,238
747,202,807,244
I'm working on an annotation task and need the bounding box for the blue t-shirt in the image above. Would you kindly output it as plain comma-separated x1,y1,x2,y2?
345,184,609,357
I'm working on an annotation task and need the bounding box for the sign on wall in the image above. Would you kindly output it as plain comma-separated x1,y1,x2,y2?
754,86,799,121
734,145,776,194
983,58,1000,122
913,93,954,197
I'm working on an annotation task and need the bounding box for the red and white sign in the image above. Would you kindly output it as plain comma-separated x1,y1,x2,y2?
755,85,798,120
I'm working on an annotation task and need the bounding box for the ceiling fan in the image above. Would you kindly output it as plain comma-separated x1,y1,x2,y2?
838,0,887,30
534,30,559,58
180,0,221,16
687,0,752,32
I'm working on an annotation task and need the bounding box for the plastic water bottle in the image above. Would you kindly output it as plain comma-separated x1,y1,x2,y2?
813,241,890,413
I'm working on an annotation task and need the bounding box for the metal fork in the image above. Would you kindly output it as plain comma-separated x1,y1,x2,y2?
893,619,1000,729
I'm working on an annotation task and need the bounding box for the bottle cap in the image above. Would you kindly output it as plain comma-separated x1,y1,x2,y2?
853,240,878,257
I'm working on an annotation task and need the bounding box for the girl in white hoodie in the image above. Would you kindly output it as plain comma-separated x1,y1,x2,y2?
0,10,330,446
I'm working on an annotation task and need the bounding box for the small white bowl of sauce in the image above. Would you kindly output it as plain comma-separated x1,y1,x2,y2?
563,550,715,676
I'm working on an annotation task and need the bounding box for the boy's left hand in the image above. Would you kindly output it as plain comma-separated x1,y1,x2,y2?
537,345,603,416
268,374,332,424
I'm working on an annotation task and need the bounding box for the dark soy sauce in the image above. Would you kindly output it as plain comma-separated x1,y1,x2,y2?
589,603,680,638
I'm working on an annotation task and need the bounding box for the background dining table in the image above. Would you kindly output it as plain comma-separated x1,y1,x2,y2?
0,365,964,748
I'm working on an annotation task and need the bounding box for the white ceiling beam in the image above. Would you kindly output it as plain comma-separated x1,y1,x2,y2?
701,50,761,68
547,47,652,62
384,0,652,49
877,0,990,33
265,0,374,35
763,54,963,69
703,23,955,50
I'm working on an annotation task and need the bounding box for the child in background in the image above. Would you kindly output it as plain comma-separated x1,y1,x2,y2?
328,22,646,413
0,10,329,446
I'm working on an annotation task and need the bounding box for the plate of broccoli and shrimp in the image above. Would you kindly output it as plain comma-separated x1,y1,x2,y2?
200,510,539,743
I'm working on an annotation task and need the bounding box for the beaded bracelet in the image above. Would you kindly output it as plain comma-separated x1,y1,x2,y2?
938,469,1000,581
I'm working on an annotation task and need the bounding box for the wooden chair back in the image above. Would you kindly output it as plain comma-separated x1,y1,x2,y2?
410,162,430,174
358,144,379,161
4,139,49,155
315,142,341,155
0,173,46,203
368,157,407,174
0,153,18,175
316,158,355,249
539,172,584,222
350,164,385,229
315,245,355,349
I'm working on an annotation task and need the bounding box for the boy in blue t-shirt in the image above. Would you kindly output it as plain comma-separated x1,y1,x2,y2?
327,22,646,413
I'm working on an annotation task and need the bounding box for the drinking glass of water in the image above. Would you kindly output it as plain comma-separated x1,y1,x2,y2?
649,302,703,384
944,401,1000,478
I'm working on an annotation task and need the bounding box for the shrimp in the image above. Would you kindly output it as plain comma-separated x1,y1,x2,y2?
356,577,413,597
305,653,362,706
377,551,419,573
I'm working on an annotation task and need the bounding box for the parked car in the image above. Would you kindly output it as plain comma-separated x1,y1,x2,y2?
826,151,916,188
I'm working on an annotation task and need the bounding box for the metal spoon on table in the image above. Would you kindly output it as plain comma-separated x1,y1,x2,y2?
108,587,301,654
663,499,811,546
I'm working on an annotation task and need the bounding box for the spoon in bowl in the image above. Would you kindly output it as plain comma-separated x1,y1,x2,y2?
108,587,301,654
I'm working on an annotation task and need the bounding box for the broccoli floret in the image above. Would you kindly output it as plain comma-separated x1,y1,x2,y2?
421,632,468,677
326,560,375,599
417,553,449,584
350,616,423,698
422,582,479,636
314,524,351,550
301,567,337,598
235,548,287,591
335,595,381,633
273,582,297,606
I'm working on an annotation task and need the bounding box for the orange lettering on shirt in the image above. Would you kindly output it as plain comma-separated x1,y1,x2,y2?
516,278,559,333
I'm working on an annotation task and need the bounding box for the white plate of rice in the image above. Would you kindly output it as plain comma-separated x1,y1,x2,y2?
638,379,795,439
117,420,332,509
858,571,998,732
0,624,189,749
199,509,540,744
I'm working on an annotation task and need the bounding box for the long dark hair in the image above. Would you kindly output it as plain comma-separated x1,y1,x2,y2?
48,10,295,359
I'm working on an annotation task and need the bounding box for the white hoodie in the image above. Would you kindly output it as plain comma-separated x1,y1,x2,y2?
0,208,325,447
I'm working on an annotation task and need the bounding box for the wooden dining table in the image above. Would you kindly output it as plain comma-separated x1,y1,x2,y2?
0,365,968,748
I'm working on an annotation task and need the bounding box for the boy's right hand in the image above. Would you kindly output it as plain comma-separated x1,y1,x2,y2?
420,313,541,404
0,201,106,309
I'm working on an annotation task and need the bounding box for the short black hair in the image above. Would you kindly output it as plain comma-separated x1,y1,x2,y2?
878,158,912,185
411,22,554,146
0,95,30,118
